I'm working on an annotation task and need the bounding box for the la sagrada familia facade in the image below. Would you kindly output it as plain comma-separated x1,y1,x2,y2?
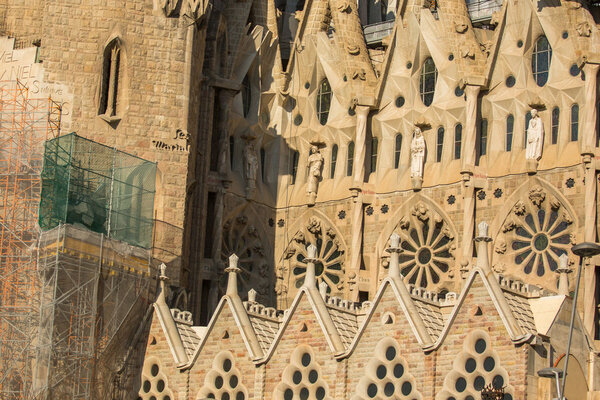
3,0,600,397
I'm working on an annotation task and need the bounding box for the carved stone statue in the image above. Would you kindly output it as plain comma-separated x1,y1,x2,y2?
410,127,426,179
307,145,323,204
243,140,258,197
526,109,544,161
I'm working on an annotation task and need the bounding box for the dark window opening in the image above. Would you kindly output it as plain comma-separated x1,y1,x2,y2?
204,191,217,258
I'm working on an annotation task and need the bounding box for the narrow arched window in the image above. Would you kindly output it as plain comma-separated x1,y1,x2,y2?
525,112,532,148
347,141,354,176
420,58,437,106
479,119,488,156
394,134,402,168
571,104,579,141
260,148,266,181
316,79,332,125
454,124,462,159
552,107,559,144
532,36,552,87
506,114,514,151
229,136,235,169
330,144,338,178
291,150,299,184
370,138,378,173
99,38,125,118
242,74,251,117
436,127,444,162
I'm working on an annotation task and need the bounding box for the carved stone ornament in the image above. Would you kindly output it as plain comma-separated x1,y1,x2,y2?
526,109,544,161
550,197,561,210
454,21,468,33
326,227,336,238
410,127,426,179
337,1,352,13
502,219,517,233
480,41,492,56
346,44,360,55
307,217,322,235
513,201,526,216
160,0,179,16
306,147,323,202
293,231,306,243
495,239,507,254
352,69,367,80
398,216,410,230
528,185,546,207
182,0,205,19
460,46,475,59
577,21,591,37
411,202,429,222
236,215,248,225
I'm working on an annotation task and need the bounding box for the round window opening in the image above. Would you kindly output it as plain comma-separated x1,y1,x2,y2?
533,233,549,251
314,261,324,277
417,248,432,264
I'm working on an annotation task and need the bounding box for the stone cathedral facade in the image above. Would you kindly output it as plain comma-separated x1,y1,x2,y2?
4,0,600,397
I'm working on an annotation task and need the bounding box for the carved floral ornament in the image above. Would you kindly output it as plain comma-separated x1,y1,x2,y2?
278,217,346,297
220,215,270,300
495,185,574,279
384,202,456,291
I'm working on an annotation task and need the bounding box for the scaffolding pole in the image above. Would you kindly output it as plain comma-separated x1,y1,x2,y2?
0,80,60,400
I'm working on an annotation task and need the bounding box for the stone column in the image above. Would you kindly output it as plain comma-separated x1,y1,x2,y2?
581,62,599,337
582,63,599,154
349,106,370,299
460,85,480,272
462,85,480,171
211,88,237,261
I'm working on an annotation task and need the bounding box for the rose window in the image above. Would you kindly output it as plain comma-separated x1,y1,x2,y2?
497,186,573,279
389,202,455,290
278,217,345,296
220,216,270,300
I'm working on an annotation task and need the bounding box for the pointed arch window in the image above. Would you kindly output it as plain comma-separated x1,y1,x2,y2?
479,119,488,157
525,112,532,148
552,107,559,144
394,134,402,168
99,38,126,120
370,138,378,173
532,36,552,87
506,114,514,151
330,144,338,178
419,57,438,106
291,150,299,184
229,136,235,169
436,127,444,162
316,79,332,125
571,104,579,141
242,74,251,118
347,141,354,176
260,148,266,181
454,124,462,159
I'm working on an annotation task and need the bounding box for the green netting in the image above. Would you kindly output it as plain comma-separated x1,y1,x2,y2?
39,133,156,248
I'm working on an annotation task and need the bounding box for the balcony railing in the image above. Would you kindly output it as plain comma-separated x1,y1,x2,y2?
363,19,395,46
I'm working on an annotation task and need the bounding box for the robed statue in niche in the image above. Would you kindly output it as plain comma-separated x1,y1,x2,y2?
526,108,544,161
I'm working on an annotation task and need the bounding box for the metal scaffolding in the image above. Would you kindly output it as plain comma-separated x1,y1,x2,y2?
0,80,61,400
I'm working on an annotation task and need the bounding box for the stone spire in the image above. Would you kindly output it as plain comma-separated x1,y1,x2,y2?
475,221,492,273
303,244,318,289
226,254,241,296
157,263,169,304
557,254,571,296
386,232,402,278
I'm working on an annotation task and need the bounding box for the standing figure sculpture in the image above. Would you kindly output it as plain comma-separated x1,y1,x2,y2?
526,108,544,161
243,140,258,197
307,145,323,205
411,127,426,180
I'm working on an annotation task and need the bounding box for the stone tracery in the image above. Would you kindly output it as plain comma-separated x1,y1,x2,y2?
220,215,271,300
495,185,574,282
278,217,346,297
384,202,456,291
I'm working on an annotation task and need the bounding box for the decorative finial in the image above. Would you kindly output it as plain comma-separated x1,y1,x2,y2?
475,221,491,241
386,233,403,278
159,263,168,281
225,254,241,296
303,244,318,289
556,254,571,296
248,288,257,303
319,281,328,298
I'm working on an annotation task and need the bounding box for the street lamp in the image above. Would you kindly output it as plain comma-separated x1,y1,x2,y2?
561,242,600,399
537,367,563,400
